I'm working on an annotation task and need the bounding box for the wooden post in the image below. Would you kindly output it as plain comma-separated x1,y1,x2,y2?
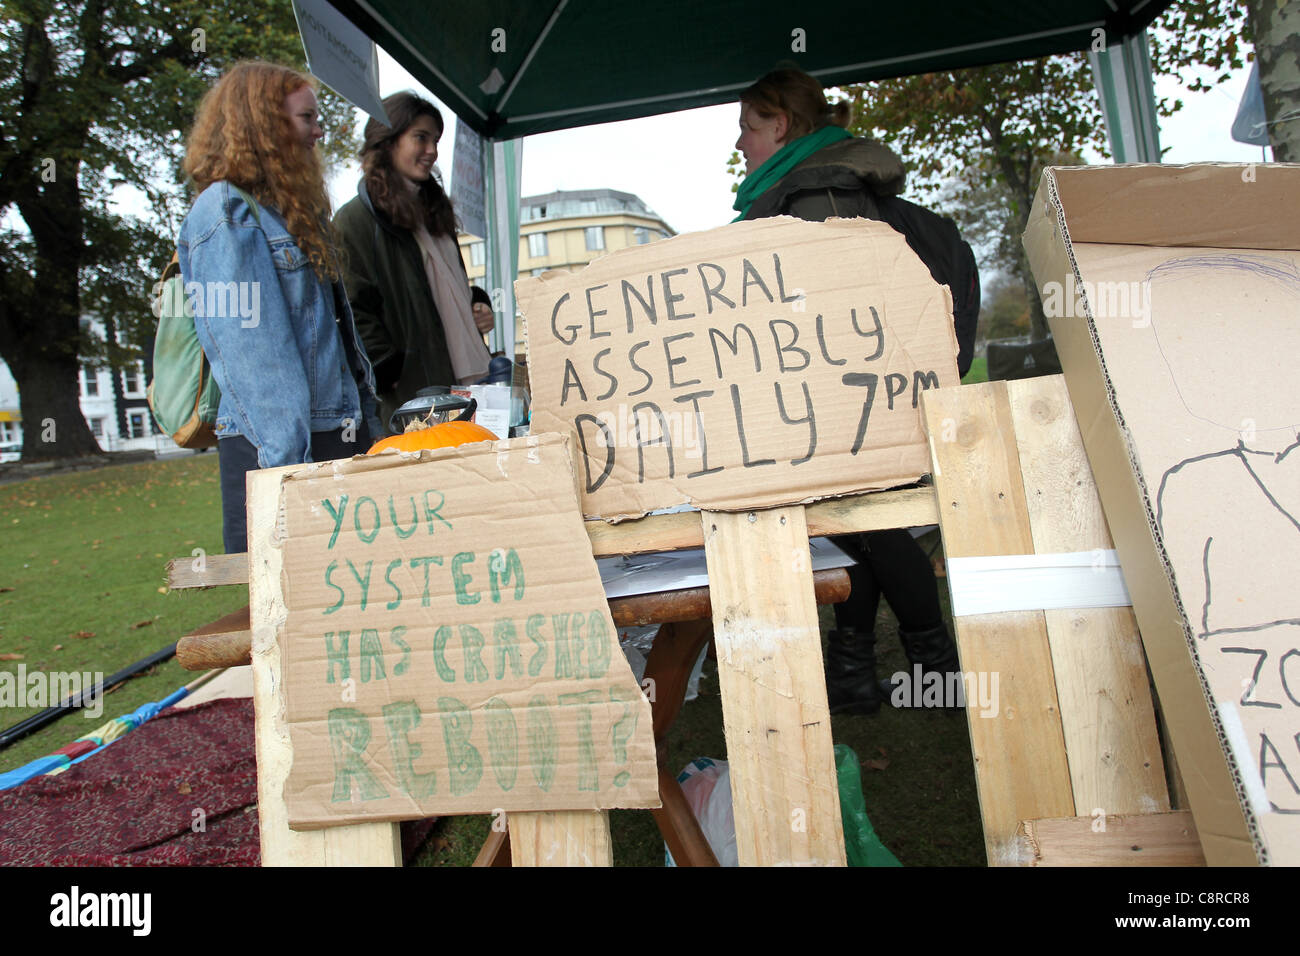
247,465,402,866
701,505,845,866
509,811,613,866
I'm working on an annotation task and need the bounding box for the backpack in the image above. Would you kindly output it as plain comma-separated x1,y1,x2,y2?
872,196,980,378
147,187,261,448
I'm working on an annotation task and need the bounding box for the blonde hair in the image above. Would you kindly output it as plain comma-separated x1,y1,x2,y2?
183,61,341,280
740,67,852,141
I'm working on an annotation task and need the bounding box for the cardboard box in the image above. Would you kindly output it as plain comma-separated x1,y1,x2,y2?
516,216,961,519
1023,163,1300,865
274,433,659,828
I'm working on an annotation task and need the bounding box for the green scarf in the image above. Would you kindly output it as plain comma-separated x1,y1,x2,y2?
732,124,852,221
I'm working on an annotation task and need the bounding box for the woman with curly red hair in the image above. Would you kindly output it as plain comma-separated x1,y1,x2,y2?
179,61,379,553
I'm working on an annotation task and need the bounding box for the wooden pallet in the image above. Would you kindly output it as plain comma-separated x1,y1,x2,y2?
921,376,1200,866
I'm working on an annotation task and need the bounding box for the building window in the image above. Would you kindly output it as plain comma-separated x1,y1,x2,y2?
81,367,99,397
122,365,144,395
527,233,548,258
89,417,105,438
470,241,485,267
585,227,605,252
530,268,547,277
0,422,16,442
633,227,650,245
128,412,146,439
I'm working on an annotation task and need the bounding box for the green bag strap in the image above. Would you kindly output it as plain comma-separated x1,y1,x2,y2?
229,184,263,226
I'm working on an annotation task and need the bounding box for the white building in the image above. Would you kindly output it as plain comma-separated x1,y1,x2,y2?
0,318,173,457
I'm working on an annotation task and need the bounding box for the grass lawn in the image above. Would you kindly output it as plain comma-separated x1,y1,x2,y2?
962,355,989,384
1,457,984,867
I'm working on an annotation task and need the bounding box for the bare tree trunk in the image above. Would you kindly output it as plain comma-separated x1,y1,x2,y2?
1245,0,1300,163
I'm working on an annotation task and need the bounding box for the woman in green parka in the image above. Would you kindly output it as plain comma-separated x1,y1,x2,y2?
334,92,493,431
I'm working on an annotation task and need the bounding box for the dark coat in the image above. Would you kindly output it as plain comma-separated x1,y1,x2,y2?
334,182,461,429
743,137,977,376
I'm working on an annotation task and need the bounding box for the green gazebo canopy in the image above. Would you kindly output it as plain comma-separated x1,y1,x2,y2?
330,0,1174,139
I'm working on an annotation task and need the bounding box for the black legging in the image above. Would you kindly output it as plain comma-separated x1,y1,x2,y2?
217,425,370,554
831,529,942,634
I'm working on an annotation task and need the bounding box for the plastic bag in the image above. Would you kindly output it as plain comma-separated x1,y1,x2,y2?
665,757,738,866
836,744,902,867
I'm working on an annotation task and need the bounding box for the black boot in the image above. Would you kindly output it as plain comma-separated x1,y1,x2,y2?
824,628,885,715
882,624,964,709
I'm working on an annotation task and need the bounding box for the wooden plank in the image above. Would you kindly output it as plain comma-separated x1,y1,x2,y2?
509,811,613,866
922,381,1075,866
1007,376,1170,818
167,552,248,589
1016,811,1205,866
702,506,845,867
176,486,938,577
247,465,401,867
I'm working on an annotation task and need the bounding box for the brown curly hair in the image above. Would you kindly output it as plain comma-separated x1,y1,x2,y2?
740,67,853,142
360,92,459,237
183,61,342,280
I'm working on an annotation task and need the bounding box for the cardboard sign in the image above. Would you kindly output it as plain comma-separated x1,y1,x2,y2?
276,433,659,828
1024,163,1300,865
517,217,961,519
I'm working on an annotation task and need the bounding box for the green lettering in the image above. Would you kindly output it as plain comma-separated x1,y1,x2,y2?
327,708,388,802
452,552,479,605
423,489,453,533
460,624,489,682
586,610,611,678
608,686,639,788
485,696,518,792
409,555,443,607
353,496,381,543
569,611,585,678
345,558,373,612
381,700,436,799
324,630,350,683
359,628,386,682
388,495,418,539
323,560,345,615
526,694,557,793
384,558,403,610
525,614,548,677
559,690,602,791
390,625,410,676
493,617,523,679
438,697,483,796
322,496,348,549
432,625,456,682
488,548,525,602
552,613,574,679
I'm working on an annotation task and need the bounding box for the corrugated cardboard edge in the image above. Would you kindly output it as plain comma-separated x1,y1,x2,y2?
1023,166,1260,866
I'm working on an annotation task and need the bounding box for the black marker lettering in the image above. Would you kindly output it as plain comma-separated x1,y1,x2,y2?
592,348,618,401
559,358,588,405
731,383,775,468
621,277,658,332
627,340,653,397
661,268,694,321
814,314,846,366
708,324,761,379
697,262,734,314
632,402,674,481
775,380,816,465
574,414,615,493
851,306,885,361
885,372,908,410
550,292,579,345
843,372,878,455
585,284,611,340
741,258,774,306
772,253,800,303
770,319,810,373
674,389,722,478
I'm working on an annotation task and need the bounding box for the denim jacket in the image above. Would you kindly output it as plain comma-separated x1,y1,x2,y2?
178,182,380,467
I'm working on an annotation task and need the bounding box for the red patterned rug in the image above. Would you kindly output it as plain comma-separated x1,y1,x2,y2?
0,698,436,866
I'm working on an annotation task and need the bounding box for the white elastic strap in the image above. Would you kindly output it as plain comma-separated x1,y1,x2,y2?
946,550,1132,617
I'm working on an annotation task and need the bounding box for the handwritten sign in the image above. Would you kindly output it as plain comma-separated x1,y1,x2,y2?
278,434,659,828
517,217,961,518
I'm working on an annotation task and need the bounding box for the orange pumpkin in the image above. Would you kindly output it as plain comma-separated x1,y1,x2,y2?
366,419,498,455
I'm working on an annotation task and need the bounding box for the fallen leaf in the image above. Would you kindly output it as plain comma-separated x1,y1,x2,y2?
71,630,95,640
865,758,890,772
156,586,167,594
0,653,23,661
177,782,192,795
53,644,63,651
130,619,154,629
0,587,13,593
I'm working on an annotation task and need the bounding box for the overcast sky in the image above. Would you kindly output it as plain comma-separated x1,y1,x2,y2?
325,49,1269,238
